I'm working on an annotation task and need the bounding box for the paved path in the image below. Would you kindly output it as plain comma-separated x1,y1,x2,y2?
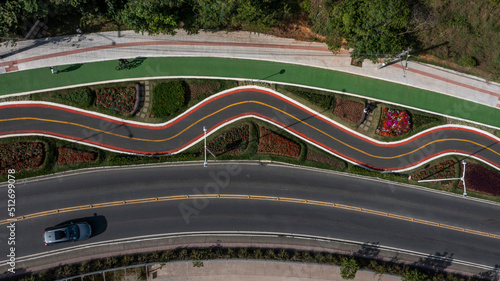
1,29,499,109
147,260,401,281
1,87,499,171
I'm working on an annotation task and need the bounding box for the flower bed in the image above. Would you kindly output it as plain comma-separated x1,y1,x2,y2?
0,142,45,175
257,126,301,158
376,107,411,137
306,149,345,169
204,125,250,155
188,83,220,99
410,160,458,186
95,86,136,114
460,163,500,196
57,147,97,165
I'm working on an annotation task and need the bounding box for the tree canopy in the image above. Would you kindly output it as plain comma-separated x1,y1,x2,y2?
326,0,415,61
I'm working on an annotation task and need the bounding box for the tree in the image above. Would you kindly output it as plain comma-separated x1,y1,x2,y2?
340,257,359,280
0,0,50,41
192,0,235,30
120,0,185,35
326,0,415,61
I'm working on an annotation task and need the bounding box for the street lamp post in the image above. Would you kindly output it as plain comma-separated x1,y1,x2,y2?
417,160,468,198
203,126,207,167
461,160,467,197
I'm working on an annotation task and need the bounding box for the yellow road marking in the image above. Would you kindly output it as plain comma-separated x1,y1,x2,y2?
1,101,499,160
2,194,498,241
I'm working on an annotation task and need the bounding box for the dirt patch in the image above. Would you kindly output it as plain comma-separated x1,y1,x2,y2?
261,20,326,42
188,83,221,100
333,99,364,124
459,163,500,196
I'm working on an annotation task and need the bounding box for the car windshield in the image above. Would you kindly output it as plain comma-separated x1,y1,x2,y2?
68,225,79,240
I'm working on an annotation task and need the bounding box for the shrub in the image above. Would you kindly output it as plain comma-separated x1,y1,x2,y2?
401,268,428,281
340,257,359,280
152,81,186,118
457,55,477,68
160,251,174,262
58,88,93,105
411,112,443,129
253,249,263,259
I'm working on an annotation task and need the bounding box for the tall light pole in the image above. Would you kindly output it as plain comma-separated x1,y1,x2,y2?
378,48,411,77
418,160,467,197
203,126,207,167
461,160,467,197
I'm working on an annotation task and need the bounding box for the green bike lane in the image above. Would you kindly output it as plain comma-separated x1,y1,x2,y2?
1,57,499,129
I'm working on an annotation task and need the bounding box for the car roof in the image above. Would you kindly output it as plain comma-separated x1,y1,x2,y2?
44,226,70,243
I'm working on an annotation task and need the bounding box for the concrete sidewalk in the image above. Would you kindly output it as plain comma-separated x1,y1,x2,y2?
1,29,499,110
147,260,401,281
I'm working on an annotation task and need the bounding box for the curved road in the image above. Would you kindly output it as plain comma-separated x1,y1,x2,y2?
1,87,499,171
1,163,500,270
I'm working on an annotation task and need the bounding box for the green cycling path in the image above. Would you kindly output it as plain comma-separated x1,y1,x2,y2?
1,57,499,129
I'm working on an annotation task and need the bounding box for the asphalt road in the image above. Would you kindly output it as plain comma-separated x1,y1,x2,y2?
1,88,500,171
1,163,500,268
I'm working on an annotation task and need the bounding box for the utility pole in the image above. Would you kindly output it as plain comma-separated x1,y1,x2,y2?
378,48,411,77
203,126,216,167
203,126,207,167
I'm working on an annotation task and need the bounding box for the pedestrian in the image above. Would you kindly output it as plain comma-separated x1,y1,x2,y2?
49,66,59,74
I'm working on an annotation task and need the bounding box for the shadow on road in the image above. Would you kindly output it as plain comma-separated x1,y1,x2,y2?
357,242,380,258
476,264,500,281
414,251,453,271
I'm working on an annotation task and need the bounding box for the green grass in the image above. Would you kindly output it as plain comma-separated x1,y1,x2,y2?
1,57,499,129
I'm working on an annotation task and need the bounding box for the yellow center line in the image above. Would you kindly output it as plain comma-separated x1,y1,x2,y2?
2,194,499,240
1,101,499,159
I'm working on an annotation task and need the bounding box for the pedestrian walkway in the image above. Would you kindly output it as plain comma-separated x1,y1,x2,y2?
138,80,152,119
147,260,400,281
1,29,498,108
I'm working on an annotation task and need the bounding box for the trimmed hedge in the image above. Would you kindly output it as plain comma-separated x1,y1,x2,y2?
57,88,94,106
152,81,185,118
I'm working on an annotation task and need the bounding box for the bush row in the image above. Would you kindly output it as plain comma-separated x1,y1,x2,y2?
13,247,486,281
